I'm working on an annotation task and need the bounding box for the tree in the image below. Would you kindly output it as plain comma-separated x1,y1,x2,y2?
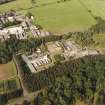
22,100,30,105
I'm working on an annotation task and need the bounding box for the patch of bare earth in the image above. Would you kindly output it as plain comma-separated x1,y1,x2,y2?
0,64,9,80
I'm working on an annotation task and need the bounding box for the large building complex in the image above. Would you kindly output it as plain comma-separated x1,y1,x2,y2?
0,11,51,41
22,53,51,73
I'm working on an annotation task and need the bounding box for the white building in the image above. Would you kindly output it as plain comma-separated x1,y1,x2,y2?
0,26,27,41
22,54,51,73
30,25,50,37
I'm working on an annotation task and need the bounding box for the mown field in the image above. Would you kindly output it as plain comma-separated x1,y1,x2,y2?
0,61,21,95
80,0,105,19
92,34,105,51
75,100,86,105
30,0,96,34
0,0,105,34
0,0,32,12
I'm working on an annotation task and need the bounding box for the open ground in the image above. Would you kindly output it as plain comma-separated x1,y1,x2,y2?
0,61,17,80
30,0,96,34
1,0,105,34
80,0,105,19
0,0,32,12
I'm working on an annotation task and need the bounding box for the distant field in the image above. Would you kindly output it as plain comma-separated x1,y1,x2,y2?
75,100,86,105
0,61,17,80
0,61,21,95
30,0,96,34
93,34,105,49
0,77,21,95
80,0,105,19
0,0,32,12
0,0,97,34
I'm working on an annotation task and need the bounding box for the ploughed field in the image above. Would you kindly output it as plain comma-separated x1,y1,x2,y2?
0,61,16,80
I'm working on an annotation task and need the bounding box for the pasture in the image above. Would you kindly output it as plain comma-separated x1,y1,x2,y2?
30,0,96,34
0,0,32,12
75,100,86,105
0,61,21,95
93,34,105,50
0,0,105,34
80,0,105,19
0,61,17,80
0,77,21,94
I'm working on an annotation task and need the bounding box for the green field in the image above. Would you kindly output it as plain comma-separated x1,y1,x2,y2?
0,61,21,95
30,0,96,34
0,77,21,95
80,0,105,19
6,61,17,78
93,34,105,49
0,0,105,34
0,0,32,12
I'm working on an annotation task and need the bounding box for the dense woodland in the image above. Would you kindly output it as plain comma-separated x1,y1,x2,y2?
19,55,105,105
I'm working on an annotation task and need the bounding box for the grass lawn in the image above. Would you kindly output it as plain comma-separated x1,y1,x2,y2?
75,100,86,105
35,0,59,6
0,0,32,12
0,61,17,80
93,34,105,49
80,0,105,19
0,77,21,95
30,0,96,34
0,60,21,95
0,0,97,34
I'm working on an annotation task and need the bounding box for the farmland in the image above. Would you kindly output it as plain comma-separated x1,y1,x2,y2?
0,61,21,97
92,34,105,52
80,0,105,19
0,0,32,12
0,77,21,95
0,0,105,34
0,61,17,80
30,0,96,34
0,0,105,104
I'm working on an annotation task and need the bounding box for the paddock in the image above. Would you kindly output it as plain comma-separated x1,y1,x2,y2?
30,0,96,34
0,61,17,80
0,0,32,12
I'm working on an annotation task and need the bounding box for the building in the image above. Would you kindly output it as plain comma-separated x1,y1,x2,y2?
47,41,63,54
30,25,50,38
22,53,51,73
0,26,27,41
0,11,51,41
62,40,82,58
0,12,25,27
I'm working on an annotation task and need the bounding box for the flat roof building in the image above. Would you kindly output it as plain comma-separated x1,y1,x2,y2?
22,53,51,73
0,26,27,41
